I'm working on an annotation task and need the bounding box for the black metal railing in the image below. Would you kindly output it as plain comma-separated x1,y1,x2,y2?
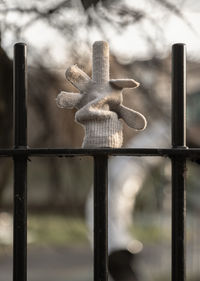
0,42,199,281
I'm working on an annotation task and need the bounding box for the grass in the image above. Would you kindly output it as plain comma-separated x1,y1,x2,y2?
27,214,89,246
130,213,171,244
28,213,171,246
0,212,195,247
0,212,171,247
28,212,172,248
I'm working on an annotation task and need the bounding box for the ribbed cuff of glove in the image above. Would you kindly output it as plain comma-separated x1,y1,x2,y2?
80,115,123,148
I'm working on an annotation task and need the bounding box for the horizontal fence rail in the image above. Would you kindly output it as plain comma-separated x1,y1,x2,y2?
0,147,200,157
4,42,194,281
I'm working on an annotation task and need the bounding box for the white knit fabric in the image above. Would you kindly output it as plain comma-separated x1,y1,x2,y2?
82,117,123,148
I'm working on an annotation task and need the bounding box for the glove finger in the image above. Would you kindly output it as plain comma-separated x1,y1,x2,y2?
110,79,139,89
56,91,82,109
66,65,91,91
118,104,147,130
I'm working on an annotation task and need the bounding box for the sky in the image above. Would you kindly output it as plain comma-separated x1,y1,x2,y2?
2,0,200,65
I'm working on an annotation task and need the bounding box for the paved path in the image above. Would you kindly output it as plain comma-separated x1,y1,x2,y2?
0,245,93,281
0,243,199,281
0,244,172,281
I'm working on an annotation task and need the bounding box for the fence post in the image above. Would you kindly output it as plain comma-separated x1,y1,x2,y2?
94,155,108,281
13,43,28,281
171,43,186,281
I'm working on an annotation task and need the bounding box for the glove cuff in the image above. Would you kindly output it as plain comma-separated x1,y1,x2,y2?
80,115,123,148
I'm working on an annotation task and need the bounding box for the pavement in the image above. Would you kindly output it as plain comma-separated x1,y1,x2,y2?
0,243,174,281
0,243,199,281
0,245,93,281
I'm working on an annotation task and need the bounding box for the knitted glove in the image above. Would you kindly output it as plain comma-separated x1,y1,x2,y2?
56,41,147,148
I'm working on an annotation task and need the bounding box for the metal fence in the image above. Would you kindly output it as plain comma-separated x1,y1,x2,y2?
0,42,199,281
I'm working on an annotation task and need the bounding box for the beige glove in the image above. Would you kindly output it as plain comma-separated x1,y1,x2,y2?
56,41,147,148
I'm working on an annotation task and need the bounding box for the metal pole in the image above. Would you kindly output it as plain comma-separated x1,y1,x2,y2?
13,43,27,281
172,43,186,148
94,155,108,281
171,43,186,281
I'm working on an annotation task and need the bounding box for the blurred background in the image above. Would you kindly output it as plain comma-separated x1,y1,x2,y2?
0,0,200,280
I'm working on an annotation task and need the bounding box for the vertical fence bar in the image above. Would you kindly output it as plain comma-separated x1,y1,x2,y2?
171,43,187,281
172,43,186,148
94,155,108,281
13,43,28,281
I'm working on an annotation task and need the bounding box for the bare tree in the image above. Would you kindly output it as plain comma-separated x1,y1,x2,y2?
0,0,192,60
